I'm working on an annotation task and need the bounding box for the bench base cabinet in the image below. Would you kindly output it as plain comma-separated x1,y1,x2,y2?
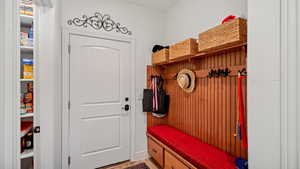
165,151,189,169
148,137,164,167
148,136,196,169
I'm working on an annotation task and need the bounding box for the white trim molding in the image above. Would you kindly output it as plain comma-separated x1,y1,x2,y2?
297,0,300,166
1,0,20,169
132,151,149,161
37,1,62,168
280,0,299,168
0,0,5,167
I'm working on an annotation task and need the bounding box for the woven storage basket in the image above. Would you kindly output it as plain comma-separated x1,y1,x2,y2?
169,38,198,62
152,48,169,65
198,18,247,52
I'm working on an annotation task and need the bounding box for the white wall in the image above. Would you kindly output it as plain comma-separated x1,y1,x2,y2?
163,0,247,45
38,0,62,168
0,0,5,168
248,0,282,168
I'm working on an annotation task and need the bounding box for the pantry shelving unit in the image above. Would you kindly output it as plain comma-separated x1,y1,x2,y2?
20,0,36,169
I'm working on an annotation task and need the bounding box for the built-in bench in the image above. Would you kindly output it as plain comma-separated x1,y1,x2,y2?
147,125,237,169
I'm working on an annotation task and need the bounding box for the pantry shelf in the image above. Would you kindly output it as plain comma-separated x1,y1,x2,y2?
20,79,34,82
21,149,34,159
21,113,34,118
20,14,33,26
21,46,34,53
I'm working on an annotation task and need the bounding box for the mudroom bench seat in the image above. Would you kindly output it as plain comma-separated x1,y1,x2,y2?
147,125,237,169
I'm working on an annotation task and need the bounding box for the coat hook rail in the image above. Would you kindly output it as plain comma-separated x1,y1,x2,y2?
159,65,246,80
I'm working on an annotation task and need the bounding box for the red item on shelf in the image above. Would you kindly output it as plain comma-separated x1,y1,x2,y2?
222,15,236,24
21,122,33,138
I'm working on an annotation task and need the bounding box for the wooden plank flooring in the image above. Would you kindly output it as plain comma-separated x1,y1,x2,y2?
98,159,159,169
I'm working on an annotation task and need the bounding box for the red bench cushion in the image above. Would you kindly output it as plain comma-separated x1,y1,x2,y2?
148,125,236,169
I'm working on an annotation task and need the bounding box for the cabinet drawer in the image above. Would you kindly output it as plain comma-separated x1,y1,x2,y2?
164,151,189,169
148,137,164,167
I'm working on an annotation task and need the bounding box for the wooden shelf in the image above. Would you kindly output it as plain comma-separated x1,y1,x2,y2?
192,42,247,58
21,149,34,159
20,15,33,26
154,43,247,66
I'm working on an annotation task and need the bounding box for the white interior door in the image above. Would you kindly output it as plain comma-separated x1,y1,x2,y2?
69,34,131,169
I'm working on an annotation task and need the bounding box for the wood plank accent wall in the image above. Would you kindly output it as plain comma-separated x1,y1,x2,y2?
147,46,248,159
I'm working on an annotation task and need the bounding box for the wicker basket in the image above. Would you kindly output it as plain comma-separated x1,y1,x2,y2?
169,38,198,62
198,18,247,52
152,48,169,65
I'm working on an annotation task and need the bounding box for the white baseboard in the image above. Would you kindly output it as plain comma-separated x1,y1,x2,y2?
132,150,149,161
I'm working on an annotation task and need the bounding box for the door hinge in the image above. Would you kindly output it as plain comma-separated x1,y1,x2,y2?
68,45,71,54
68,101,71,110
68,156,71,166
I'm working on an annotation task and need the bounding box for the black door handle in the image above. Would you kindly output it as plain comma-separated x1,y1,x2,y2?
34,126,40,133
122,104,130,111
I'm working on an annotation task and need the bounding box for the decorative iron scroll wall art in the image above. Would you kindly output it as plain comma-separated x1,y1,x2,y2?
68,12,132,35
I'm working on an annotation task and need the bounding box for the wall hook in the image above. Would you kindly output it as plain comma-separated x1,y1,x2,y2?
238,68,247,76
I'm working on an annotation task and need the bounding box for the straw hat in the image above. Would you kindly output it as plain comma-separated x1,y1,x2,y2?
177,69,195,93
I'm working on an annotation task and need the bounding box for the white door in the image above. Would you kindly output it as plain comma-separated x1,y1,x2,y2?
69,34,131,169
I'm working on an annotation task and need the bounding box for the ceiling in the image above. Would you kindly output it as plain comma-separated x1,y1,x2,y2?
125,0,179,11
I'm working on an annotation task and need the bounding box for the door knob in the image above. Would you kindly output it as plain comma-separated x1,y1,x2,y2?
33,126,40,134
122,104,130,111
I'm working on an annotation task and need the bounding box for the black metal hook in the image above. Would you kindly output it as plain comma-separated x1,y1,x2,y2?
171,73,178,80
238,68,247,76
208,68,231,78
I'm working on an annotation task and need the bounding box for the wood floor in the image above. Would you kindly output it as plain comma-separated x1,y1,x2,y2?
98,159,159,169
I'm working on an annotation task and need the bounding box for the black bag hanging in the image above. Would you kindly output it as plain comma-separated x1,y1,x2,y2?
142,76,169,115
142,89,153,112
153,89,169,115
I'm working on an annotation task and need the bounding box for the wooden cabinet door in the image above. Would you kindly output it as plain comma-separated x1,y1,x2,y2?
148,138,164,167
164,151,189,169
